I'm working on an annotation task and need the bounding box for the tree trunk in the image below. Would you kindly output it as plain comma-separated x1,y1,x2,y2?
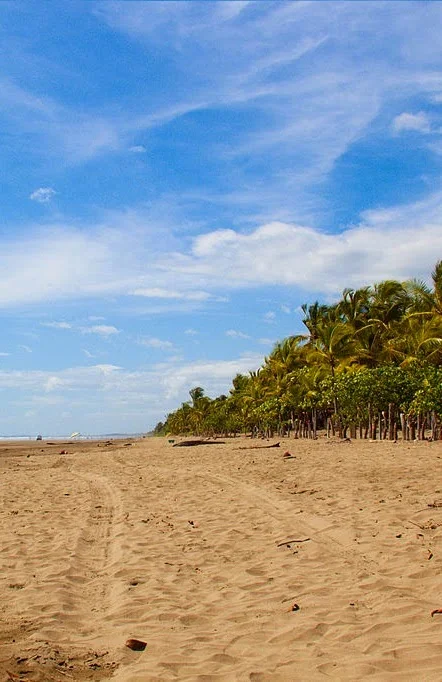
372,415,377,440
388,403,394,441
400,413,406,440
431,411,437,440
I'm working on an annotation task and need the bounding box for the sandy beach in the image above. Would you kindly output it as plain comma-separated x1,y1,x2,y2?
1,435,442,681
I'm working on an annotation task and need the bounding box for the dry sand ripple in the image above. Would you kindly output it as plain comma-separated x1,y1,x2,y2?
1,437,442,680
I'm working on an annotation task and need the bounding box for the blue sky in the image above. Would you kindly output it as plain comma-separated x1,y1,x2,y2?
1,1,442,435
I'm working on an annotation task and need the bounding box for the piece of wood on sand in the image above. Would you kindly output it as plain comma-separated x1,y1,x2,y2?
173,440,226,447
235,442,281,450
277,538,311,547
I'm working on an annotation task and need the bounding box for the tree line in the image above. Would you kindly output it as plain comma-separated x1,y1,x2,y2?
155,261,442,440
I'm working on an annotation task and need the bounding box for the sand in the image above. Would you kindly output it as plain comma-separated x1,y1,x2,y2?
1,435,442,681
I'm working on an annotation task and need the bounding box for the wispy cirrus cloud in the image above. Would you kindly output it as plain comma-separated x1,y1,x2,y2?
0,0,441,252
2,2,438,179
91,1,442,200
0,76,120,163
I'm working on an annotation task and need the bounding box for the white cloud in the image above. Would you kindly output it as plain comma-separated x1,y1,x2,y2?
263,311,276,322
42,321,72,329
129,145,147,153
81,325,120,337
0,208,181,308
0,352,10,357
45,376,63,392
131,287,211,301
138,337,175,350
94,364,122,375
82,349,94,358
184,329,198,336
19,344,32,353
0,224,133,307
0,365,122,397
159,354,262,400
280,304,291,314
1,189,442,313
226,329,250,339
163,192,442,294
29,187,56,203
215,1,251,22
0,354,261,433
392,112,431,134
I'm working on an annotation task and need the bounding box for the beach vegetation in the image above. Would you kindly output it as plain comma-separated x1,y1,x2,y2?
159,262,442,440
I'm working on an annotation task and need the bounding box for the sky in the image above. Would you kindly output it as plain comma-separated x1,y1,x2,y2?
1,1,442,435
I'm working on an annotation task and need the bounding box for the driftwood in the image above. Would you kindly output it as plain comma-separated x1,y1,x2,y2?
173,440,225,447
415,502,442,513
235,442,280,450
277,538,310,547
409,519,440,530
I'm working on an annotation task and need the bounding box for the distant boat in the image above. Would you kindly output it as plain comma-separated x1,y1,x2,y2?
70,431,81,438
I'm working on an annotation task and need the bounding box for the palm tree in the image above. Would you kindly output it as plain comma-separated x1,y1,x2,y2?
337,286,371,331
352,280,407,365
301,302,337,341
189,386,205,407
306,321,354,376
432,260,442,315
390,314,442,366
403,279,434,315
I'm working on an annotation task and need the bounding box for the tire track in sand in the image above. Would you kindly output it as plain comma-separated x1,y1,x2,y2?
200,469,376,563
38,469,124,643
1,447,127,681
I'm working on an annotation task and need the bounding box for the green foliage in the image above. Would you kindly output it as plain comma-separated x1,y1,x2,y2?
163,262,442,439
151,420,167,436
408,366,442,417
